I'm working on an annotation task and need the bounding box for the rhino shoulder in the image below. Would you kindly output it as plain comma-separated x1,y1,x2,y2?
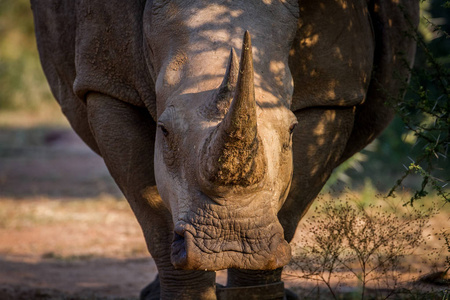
72,0,156,119
32,0,157,150
32,0,101,153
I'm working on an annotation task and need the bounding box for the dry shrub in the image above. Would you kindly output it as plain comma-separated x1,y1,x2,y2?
286,196,437,299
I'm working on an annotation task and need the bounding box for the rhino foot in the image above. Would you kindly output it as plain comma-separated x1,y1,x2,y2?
284,288,299,300
216,281,299,300
140,275,160,300
140,274,299,300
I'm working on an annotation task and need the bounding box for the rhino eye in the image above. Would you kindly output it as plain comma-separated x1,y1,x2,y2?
158,123,169,137
289,122,298,135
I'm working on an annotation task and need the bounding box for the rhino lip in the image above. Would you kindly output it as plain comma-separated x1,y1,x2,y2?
170,219,291,271
171,224,188,262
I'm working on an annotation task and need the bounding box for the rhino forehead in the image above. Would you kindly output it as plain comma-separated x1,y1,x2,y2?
144,1,299,70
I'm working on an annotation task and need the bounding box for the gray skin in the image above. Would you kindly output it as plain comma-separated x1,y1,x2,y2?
31,0,419,299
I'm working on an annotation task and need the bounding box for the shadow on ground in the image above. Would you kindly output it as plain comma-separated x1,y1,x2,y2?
0,255,156,300
0,126,121,199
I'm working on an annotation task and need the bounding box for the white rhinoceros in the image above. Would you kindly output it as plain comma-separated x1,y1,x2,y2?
31,0,418,299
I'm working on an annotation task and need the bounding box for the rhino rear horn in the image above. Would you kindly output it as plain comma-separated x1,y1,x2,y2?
202,48,239,119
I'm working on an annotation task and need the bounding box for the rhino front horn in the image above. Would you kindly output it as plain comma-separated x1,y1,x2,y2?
202,31,266,188
224,31,257,145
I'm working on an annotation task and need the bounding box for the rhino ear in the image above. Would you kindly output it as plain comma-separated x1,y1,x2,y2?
201,48,239,120
337,0,419,165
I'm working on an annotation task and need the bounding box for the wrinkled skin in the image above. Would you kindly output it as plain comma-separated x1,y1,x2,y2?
31,0,419,299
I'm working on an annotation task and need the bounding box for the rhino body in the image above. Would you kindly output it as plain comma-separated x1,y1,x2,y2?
31,1,418,299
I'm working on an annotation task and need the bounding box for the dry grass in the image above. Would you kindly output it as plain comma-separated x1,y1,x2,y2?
0,196,149,260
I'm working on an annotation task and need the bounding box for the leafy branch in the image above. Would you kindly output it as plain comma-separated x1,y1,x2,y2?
388,2,450,205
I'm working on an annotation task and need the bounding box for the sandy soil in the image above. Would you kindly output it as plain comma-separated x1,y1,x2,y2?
0,120,448,299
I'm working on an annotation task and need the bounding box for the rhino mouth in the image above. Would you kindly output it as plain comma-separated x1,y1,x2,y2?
170,205,291,271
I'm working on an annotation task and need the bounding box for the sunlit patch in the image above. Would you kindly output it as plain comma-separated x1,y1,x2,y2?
269,60,287,87
186,5,244,29
347,20,353,30
309,69,318,77
326,79,337,99
374,4,380,12
337,0,348,10
141,186,166,210
269,60,286,74
334,47,344,61
198,29,231,45
303,34,319,47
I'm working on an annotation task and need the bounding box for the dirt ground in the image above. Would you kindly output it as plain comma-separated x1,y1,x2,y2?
0,110,448,299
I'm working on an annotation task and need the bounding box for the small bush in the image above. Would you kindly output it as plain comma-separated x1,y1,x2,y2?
286,196,436,299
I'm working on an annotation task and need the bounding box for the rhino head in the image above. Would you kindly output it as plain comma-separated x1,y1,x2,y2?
145,3,299,271
153,33,297,271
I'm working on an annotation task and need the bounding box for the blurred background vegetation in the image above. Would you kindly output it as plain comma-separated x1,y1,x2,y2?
0,0,53,111
0,0,449,195
326,0,450,196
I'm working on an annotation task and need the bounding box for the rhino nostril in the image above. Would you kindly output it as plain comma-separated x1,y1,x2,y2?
171,230,187,266
173,232,185,242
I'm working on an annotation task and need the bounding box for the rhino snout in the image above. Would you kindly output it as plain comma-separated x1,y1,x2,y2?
170,208,291,271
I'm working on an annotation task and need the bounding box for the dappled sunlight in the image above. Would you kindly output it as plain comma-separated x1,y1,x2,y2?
269,60,287,84
303,109,346,178
146,1,300,112
312,110,337,136
302,33,320,47
187,5,244,29
148,0,407,117
289,0,374,111
337,0,349,10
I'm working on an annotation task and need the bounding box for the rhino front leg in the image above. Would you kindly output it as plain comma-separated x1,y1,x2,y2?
86,93,216,300
223,269,298,300
226,268,282,287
